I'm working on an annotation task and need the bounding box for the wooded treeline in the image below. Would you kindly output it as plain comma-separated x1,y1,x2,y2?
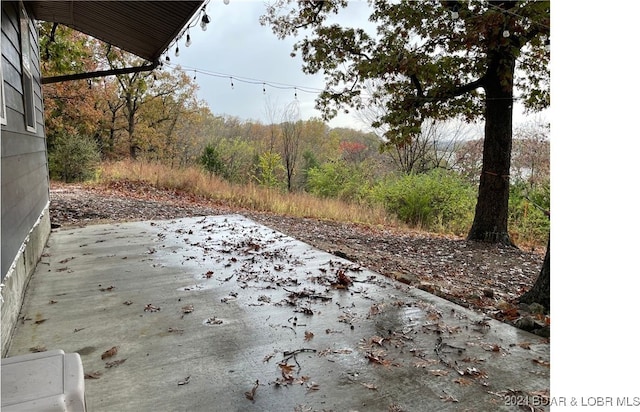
40,22,549,246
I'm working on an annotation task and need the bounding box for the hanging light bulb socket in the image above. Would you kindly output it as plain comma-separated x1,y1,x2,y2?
185,33,192,47
175,46,180,57
200,7,210,31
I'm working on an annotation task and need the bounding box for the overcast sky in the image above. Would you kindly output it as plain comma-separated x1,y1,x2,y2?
167,0,544,131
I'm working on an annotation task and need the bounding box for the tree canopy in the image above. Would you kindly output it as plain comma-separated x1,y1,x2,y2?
262,0,550,244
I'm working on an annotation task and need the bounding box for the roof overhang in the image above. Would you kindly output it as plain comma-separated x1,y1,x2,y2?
27,1,205,63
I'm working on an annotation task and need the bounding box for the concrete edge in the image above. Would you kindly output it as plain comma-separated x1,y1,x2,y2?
1,205,51,357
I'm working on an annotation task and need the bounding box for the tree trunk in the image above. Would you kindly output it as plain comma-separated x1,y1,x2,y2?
520,238,550,311
467,50,516,245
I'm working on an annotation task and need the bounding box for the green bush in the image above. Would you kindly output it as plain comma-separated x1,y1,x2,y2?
509,181,550,246
254,151,285,189
371,170,476,235
199,144,227,177
48,133,101,182
306,160,370,201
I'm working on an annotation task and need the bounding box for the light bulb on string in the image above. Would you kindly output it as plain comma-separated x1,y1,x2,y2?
294,87,298,100
185,33,192,47
193,70,197,80
230,77,234,89
223,0,230,4
200,9,210,31
165,55,171,62
175,46,180,57
263,83,266,95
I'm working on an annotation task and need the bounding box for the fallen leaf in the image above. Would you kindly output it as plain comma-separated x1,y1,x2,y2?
294,376,310,385
182,304,194,314
204,317,223,325
439,392,459,402
263,352,275,363
34,319,47,325
304,331,314,342
306,382,320,391
532,358,550,367
84,371,102,379
429,369,449,376
454,377,472,386
178,376,191,386
101,346,118,360
361,382,378,390
144,304,161,312
105,359,126,368
203,271,214,279
99,286,115,292
245,380,259,401
123,300,133,305
49,300,58,304
168,327,184,334
29,345,47,353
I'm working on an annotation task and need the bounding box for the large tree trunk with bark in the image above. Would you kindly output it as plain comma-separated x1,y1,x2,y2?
467,50,516,246
520,239,550,311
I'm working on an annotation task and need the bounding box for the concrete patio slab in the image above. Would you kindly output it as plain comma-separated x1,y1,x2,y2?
5,215,549,411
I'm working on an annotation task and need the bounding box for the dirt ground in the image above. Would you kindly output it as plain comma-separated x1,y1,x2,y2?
48,180,549,337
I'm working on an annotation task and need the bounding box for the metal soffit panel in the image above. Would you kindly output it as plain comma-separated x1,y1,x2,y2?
27,1,204,62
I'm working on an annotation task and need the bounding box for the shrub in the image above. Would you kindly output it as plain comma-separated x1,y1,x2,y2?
48,133,101,182
254,151,285,189
508,181,550,246
371,170,476,235
199,144,227,177
306,160,370,201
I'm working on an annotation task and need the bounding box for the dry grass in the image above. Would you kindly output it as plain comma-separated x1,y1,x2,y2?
97,160,400,228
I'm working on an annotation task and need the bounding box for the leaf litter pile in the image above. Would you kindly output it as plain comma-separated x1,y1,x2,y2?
47,181,549,410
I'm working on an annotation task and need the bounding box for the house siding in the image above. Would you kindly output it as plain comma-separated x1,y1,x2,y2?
1,1,50,355
1,1,49,279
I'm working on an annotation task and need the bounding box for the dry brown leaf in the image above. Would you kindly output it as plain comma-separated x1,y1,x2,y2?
123,300,133,305
454,377,472,386
203,271,214,279
178,376,191,386
99,286,115,292
144,304,161,312
361,382,378,390
105,359,126,368
49,300,58,304
181,304,194,314
34,318,47,325
429,369,449,376
306,382,320,391
101,346,118,360
263,352,275,363
244,380,259,401
204,317,223,325
29,345,47,353
84,371,102,379
532,358,550,367
304,331,314,341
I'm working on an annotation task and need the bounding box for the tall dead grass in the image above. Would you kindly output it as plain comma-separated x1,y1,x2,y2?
97,160,400,228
